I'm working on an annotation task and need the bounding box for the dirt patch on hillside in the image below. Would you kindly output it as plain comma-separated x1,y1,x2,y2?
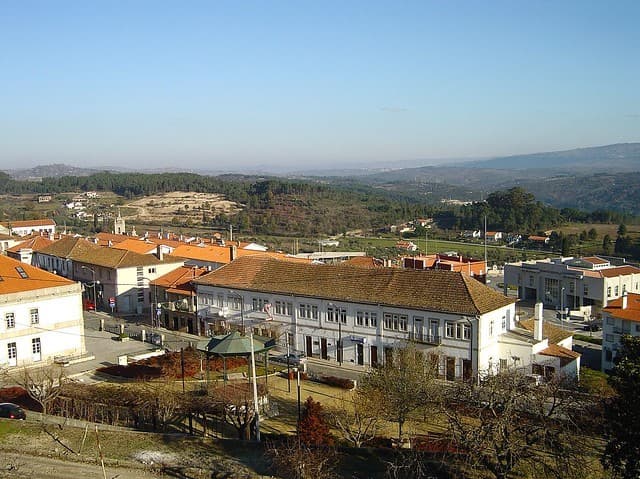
123,191,242,224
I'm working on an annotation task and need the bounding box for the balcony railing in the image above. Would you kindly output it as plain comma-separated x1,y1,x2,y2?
408,332,442,345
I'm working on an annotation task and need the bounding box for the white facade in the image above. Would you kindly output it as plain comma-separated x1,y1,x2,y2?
0,283,85,367
196,284,521,381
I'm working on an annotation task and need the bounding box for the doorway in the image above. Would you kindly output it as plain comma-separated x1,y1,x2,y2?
305,336,313,358
321,338,328,360
371,346,378,367
357,343,364,365
446,357,456,381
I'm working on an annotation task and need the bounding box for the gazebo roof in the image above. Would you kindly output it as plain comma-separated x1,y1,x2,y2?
197,330,276,357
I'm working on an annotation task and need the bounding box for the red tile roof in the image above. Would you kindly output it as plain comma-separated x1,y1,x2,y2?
538,343,581,359
581,256,609,265
0,255,74,294
600,265,640,278
151,266,210,294
603,294,640,322
194,256,515,315
518,319,573,344
2,219,56,228
7,236,54,253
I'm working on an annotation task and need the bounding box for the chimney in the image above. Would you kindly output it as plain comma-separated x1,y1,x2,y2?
229,245,238,261
108,240,112,247
622,292,628,309
156,244,164,261
534,302,544,341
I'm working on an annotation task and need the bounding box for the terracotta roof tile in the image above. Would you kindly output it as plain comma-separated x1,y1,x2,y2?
2,219,56,228
7,236,54,253
519,318,573,344
603,294,640,322
111,238,159,254
600,265,640,278
538,343,581,359
194,256,515,315
151,266,210,294
0,255,74,294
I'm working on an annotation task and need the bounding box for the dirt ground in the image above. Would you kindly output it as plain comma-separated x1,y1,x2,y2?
124,191,241,224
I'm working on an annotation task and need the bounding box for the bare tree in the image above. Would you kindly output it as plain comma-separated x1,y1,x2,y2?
266,438,338,479
141,380,182,432
441,369,600,479
9,364,66,415
358,343,438,442
327,391,379,448
218,383,266,440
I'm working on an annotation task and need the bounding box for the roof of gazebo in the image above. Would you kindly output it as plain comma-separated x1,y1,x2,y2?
196,330,276,357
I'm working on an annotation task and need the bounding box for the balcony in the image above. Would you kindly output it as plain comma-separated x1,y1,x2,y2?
160,300,196,313
408,332,442,345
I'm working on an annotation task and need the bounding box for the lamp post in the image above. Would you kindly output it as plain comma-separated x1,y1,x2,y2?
329,302,342,365
295,367,302,444
249,330,260,441
560,286,565,329
81,266,98,312
141,276,158,342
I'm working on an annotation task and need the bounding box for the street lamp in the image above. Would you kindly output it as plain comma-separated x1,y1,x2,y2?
249,329,260,441
295,367,302,444
81,266,99,312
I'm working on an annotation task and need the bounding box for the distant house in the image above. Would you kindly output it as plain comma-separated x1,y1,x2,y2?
6,236,54,265
395,240,418,251
505,234,522,245
1,219,56,237
403,253,487,281
37,195,52,203
485,231,503,242
462,230,481,239
528,235,550,245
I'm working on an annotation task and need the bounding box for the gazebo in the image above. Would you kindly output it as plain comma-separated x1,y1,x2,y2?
197,330,276,384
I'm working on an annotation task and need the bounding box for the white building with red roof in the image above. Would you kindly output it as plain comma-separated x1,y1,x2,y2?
601,292,640,372
0,255,85,368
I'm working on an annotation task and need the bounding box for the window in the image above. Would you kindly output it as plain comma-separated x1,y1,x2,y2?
30,308,39,325
252,298,268,311
501,316,506,331
623,284,627,293
299,304,318,320
32,338,41,356
499,358,507,370
217,294,224,308
383,313,407,331
583,284,589,296
327,306,337,322
230,296,241,310
275,300,292,316
356,311,379,328
148,267,156,274
489,320,494,336
635,324,640,333
529,275,534,286
339,308,347,324
615,286,619,296
7,342,16,361
462,323,471,340
605,348,612,362
606,317,614,325
445,322,455,338
5,313,15,329
607,287,612,298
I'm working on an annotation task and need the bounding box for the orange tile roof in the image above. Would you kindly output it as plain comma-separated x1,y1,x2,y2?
194,256,515,315
603,294,640,322
7,236,54,253
518,318,573,344
151,266,210,294
37,237,183,269
538,343,581,359
600,265,640,278
2,219,56,228
169,244,232,263
581,256,609,265
0,255,74,294
528,235,549,242
110,238,159,254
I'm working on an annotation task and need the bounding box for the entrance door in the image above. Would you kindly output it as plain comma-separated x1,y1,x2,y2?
384,347,393,365
187,318,194,334
371,346,378,367
357,343,364,365
462,359,472,382
305,336,313,358
321,338,328,360
414,317,423,341
446,357,456,381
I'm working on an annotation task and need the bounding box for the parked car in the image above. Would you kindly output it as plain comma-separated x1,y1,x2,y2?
272,352,307,366
583,323,601,332
0,403,26,420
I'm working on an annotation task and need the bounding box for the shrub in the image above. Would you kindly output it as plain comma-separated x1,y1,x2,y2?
319,375,355,390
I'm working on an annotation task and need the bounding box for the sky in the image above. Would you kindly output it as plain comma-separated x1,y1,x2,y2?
1,1,639,171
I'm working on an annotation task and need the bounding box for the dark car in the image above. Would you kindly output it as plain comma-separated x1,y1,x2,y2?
583,323,601,332
0,403,26,420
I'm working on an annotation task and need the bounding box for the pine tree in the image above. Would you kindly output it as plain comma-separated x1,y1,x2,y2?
299,396,333,447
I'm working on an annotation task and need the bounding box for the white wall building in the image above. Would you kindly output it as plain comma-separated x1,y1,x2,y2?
601,292,640,372
504,256,640,315
194,256,580,380
0,255,85,367
1,219,57,237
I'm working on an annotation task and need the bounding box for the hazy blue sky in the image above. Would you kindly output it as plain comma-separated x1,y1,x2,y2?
1,1,638,170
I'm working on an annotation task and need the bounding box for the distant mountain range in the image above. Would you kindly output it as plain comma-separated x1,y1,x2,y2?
3,142,640,214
